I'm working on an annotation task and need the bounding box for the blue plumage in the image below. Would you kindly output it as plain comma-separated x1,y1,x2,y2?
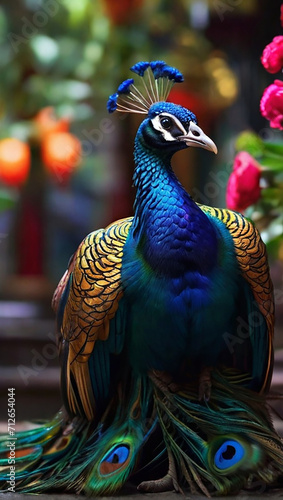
148,101,197,125
107,61,185,114
107,93,119,113
130,60,184,81
122,111,240,375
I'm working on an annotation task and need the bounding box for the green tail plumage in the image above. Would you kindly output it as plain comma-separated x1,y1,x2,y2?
0,370,282,495
68,375,155,496
0,411,89,493
151,369,283,496
0,376,154,495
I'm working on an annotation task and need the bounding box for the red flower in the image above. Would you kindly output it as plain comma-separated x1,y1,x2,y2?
260,79,283,130
261,36,283,73
226,152,262,213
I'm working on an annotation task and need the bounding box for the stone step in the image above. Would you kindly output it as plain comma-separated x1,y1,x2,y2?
0,332,59,368
0,366,60,389
0,302,57,369
0,366,61,420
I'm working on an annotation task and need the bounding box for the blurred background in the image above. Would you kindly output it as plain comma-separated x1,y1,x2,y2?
0,0,282,421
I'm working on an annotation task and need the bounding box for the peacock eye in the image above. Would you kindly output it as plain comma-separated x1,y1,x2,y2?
160,116,173,130
99,444,130,476
214,439,245,471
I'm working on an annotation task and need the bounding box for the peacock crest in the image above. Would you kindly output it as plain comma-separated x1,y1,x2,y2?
107,60,184,114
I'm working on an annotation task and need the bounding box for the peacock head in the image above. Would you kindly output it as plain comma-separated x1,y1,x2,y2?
140,101,217,154
107,60,217,156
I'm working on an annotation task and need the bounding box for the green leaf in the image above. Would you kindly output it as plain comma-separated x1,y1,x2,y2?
235,131,264,156
61,0,89,24
52,80,92,100
9,121,33,142
0,7,8,38
0,199,14,212
260,155,283,171
261,187,283,202
261,215,283,244
0,189,17,212
266,234,283,260
264,141,283,157
30,35,59,68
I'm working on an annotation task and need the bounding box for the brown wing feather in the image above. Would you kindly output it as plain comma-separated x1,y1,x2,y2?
200,205,274,392
52,217,133,420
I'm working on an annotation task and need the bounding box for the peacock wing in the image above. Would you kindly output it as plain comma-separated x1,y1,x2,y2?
200,205,274,393
52,217,133,421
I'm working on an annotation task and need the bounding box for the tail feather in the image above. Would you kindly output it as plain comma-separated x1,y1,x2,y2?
0,376,154,495
1,370,282,495
83,420,149,495
80,375,155,495
152,369,283,496
0,411,90,492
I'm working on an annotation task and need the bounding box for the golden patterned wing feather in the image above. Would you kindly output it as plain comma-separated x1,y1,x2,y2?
200,205,274,392
52,217,133,420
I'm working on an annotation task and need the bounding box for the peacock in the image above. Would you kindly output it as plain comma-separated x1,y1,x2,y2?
0,60,282,496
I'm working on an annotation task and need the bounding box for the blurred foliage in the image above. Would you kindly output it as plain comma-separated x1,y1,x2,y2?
0,0,239,212
234,130,283,261
0,0,239,138
0,188,17,211
0,1,108,128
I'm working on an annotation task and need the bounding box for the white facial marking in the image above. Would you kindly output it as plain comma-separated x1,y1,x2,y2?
151,113,187,141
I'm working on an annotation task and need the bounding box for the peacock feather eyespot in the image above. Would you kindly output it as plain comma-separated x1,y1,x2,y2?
208,435,263,476
214,439,245,471
99,444,130,476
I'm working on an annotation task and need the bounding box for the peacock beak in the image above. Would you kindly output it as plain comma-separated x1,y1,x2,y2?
180,122,218,154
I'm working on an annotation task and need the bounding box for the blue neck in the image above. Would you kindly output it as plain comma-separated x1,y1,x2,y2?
131,137,218,276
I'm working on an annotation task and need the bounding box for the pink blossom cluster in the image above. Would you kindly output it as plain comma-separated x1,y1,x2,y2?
260,9,283,129
226,5,283,213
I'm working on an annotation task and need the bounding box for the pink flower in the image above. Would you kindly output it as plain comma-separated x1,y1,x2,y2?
226,152,262,213
260,79,283,130
261,36,283,73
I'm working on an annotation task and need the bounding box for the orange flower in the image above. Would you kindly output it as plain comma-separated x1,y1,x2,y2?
0,138,30,186
42,132,81,184
34,107,70,140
